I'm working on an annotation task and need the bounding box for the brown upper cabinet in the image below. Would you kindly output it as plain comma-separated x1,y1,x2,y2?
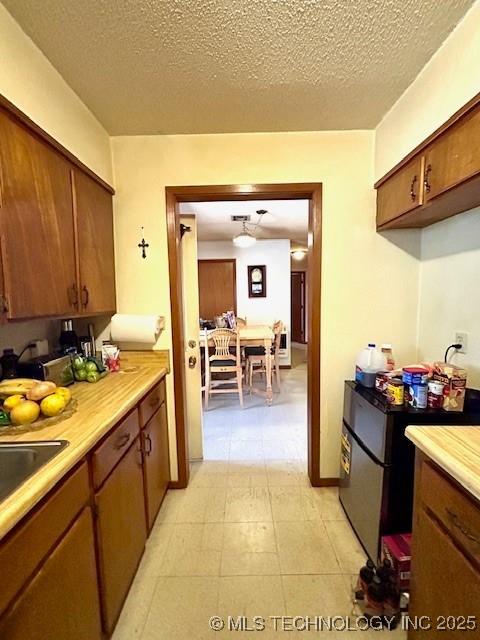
376,93,480,230
0,112,78,319
73,169,116,315
0,101,115,320
376,155,425,228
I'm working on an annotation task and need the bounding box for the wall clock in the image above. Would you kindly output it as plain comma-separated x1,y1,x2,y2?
248,265,266,298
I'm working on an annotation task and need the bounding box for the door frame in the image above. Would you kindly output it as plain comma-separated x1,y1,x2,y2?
166,183,325,488
291,270,307,344
198,258,237,316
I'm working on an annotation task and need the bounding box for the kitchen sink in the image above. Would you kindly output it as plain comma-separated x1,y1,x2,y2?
0,441,68,503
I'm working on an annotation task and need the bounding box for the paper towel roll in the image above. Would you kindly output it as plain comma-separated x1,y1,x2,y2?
110,314,163,344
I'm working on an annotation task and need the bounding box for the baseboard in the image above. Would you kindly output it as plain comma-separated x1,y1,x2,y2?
168,480,186,490
312,477,339,487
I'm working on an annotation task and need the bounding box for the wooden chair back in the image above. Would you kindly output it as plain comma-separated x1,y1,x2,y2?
209,328,241,367
272,320,283,352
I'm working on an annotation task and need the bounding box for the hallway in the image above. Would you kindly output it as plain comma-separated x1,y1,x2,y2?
113,350,406,638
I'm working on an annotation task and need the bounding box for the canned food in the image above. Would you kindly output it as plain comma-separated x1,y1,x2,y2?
427,380,445,409
406,383,428,409
402,367,429,385
386,378,404,406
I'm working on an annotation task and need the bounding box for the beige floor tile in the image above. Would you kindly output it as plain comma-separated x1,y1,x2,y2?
174,487,227,523
224,487,273,522
221,552,281,576
189,461,228,488
282,574,352,617
269,487,323,521
135,524,175,579
325,521,367,574
266,461,309,487
155,489,186,523
112,572,158,639
217,576,286,636
227,460,268,487
275,521,341,574
229,439,264,461
141,577,220,640
159,523,223,576
222,521,277,553
313,487,347,521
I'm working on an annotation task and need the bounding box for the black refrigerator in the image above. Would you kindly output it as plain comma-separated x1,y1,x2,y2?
339,381,480,562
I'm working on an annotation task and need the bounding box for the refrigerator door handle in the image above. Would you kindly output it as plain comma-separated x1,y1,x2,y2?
342,419,391,469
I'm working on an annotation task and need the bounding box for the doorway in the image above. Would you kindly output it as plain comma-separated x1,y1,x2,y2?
166,183,323,488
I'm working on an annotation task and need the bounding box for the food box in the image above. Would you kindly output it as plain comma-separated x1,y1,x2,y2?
381,533,412,590
433,362,467,412
375,371,390,395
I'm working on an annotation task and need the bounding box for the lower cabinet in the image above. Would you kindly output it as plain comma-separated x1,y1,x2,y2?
95,436,147,635
409,456,480,638
143,401,170,530
0,507,102,640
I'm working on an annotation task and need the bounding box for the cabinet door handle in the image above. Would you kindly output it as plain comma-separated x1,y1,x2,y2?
149,395,159,408
144,434,153,455
81,286,89,307
445,507,480,547
115,433,131,450
424,164,432,193
410,175,418,202
68,284,79,308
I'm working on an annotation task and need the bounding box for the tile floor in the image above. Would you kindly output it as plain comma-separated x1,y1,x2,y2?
113,348,406,638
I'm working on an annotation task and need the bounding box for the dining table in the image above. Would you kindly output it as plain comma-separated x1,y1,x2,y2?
199,324,275,405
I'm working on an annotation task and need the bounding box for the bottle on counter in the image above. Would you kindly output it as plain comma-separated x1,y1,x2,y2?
381,344,395,371
59,319,79,354
355,344,387,388
0,348,19,379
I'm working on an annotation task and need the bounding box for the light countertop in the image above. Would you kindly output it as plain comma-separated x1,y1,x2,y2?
405,424,480,502
0,351,169,541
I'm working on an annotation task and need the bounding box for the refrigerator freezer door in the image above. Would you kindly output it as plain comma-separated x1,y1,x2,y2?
351,392,388,463
339,422,385,561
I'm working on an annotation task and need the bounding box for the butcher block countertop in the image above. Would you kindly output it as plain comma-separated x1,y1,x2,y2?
405,425,480,502
0,351,169,541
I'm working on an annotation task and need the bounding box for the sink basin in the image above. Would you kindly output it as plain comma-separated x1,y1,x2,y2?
0,441,68,503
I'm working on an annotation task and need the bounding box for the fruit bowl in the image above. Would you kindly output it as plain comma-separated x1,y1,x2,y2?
0,398,78,435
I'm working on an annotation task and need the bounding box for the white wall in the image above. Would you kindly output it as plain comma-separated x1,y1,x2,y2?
0,5,114,357
375,1,480,387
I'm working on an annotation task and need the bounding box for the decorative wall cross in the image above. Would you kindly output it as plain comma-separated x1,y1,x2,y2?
138,227,149,259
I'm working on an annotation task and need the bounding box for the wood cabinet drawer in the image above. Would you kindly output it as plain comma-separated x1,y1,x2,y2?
139,380,166,427
376,155,425,227
420,461,480,565
92,408,140,489
0,461,89,616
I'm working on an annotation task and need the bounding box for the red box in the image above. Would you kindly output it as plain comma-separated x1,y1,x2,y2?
381,533,412,590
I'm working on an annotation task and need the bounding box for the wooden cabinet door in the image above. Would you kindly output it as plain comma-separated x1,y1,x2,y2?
0,112,77,319
198,258,236,318
73,169,116,315
143,402,170,530
0,507,102,640
376,155,425,227
95,437,147,635
409,507,480,638
424,106,480,202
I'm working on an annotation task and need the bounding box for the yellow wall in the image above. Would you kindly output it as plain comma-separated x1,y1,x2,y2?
375,1,480,386
112,131,420,479
0,4,112,184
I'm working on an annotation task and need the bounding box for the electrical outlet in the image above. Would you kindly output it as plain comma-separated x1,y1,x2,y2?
454,332,468,354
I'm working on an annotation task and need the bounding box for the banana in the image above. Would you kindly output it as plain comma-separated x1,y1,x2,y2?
0,378,41,398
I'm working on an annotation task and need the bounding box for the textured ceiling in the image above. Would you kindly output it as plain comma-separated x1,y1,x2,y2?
179,199,309,243
2,0,475,134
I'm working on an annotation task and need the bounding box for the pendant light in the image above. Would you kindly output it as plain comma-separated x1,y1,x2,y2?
233,221,257,248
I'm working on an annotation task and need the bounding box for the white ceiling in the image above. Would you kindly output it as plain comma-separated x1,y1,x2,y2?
2,0,474,135
179,199,309,244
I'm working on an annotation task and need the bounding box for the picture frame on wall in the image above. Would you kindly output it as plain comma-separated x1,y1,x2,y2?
248,265,266,298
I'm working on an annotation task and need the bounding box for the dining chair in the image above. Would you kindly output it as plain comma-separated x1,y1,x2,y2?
204,328,243,409
246,320,283,392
